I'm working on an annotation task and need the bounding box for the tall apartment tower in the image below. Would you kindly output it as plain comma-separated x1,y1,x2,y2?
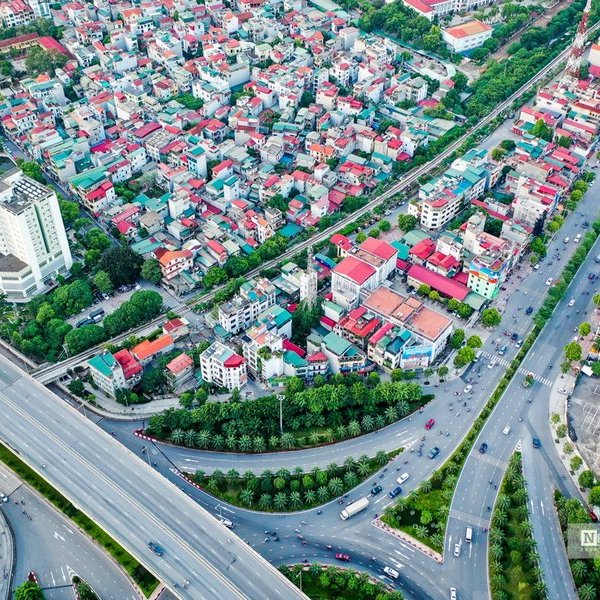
300,246,318,305
0,167,72,301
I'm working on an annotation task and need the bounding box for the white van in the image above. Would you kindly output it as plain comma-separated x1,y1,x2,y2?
465,527,473,543
383,566,399,579
219,517,234,529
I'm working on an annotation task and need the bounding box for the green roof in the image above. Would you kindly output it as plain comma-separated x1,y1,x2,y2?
402,229,430,247
88,352,116,377
322,331,351,356
284,350,307,368
391,241,410,260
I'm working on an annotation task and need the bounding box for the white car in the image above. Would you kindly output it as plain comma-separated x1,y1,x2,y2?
533,263,540,270
464,384,472,394
453,543,461,557
488,360,496,369
575,234,581,243
545,277,553,286
397,472,409,485
450,588,457,600
0,493,8,503
503,425,511,435
219,518,234,529
568,298,576,307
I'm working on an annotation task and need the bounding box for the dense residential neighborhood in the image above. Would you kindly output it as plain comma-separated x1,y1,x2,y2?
2,0,600,598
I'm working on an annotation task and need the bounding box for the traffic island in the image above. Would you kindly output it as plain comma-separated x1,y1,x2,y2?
372,517,443,563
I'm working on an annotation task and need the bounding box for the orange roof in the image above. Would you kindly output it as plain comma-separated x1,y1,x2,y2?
132,334,174,361
158,250,192,267
166,353,193,374
443,19,492,40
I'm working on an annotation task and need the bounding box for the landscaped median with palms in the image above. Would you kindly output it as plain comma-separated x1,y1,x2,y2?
489,453,546,599
383,216,600,553
280,564,404,599
145,376,428,452
192,451,400,512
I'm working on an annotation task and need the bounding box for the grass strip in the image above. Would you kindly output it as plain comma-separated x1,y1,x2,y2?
382,217,600,552
0,442,159,597
489,453,547,599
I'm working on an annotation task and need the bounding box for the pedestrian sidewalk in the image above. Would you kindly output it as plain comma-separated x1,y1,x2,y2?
0,508,14,600
548,373,589,502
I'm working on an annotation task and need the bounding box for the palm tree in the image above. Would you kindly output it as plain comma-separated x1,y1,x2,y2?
361,414,374,431
431,532,443,549
519,520,533,537
344,471,358,488
309,431,321,446
273,492,287,510
276,468,291,480
322,428,334,443
293,466,303,476
304,490,316,505
212,434,224,451
343,456,357,472
493,510,508,527
226,468,239,481
357,455,370,476
375,450,388,467
239,488,254,506
258,493,272,511
420,479,432,493
347,420,361,437
238,435,252,452
497,493,511,512
328,477,344,496
197,430,211,449
170,428,184,444
183,429,197,447
532,581,547,597
281,432,296,449
489,528,505,545
316,486,329,503
385,406,397,424
397,399,410,416
226,435,237,450
374,415,385,430
289,491,302,509
572,560,588,583
206,478,219,493
335,425,347,440
269,435,280,448
253,436,266,453
412,524,427,539
579,583,596,600
489,542,503,561
326,463,339,478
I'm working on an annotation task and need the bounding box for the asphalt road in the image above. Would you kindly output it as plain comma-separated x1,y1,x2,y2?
0,357,307,600
95,169,600,600
0,466,138,600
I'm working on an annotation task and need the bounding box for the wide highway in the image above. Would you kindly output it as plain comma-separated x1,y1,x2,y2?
0,355,307,600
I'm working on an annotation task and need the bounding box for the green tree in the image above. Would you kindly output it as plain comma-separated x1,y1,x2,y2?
84,228,111,252
379,219,391,232
92,270,113,294
579,322,592,337
58,198,79,225
98,246,143,287
481,308,502,327
579,470,595,489
25,46,67,76
449,329,465,349
397,214,417,232
454,346,476,368
467,335,482,349
141,258,162,284
564,342,582,362
14,581,44,600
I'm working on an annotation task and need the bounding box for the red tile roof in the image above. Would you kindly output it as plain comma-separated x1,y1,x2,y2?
359,237,397,260
113,349,142,379
333,255,375,285
407,264,469,300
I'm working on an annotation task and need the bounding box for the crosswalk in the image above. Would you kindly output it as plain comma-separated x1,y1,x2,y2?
480,351,553,387
473,453,508,470
449,508,490,529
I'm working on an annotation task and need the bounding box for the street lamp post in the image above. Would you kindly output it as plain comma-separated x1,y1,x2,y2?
277,394,284,434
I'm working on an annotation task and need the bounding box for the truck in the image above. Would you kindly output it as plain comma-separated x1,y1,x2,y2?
89,307,105,323
340,497,369,520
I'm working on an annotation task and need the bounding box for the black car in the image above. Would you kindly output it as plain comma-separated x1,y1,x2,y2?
371,485,383,496
568,426,578,442
428,447,440,459
479,442,488,454
525,306,533,315
510,332,518,341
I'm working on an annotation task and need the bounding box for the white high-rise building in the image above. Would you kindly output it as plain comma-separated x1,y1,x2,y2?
0,168,73,301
